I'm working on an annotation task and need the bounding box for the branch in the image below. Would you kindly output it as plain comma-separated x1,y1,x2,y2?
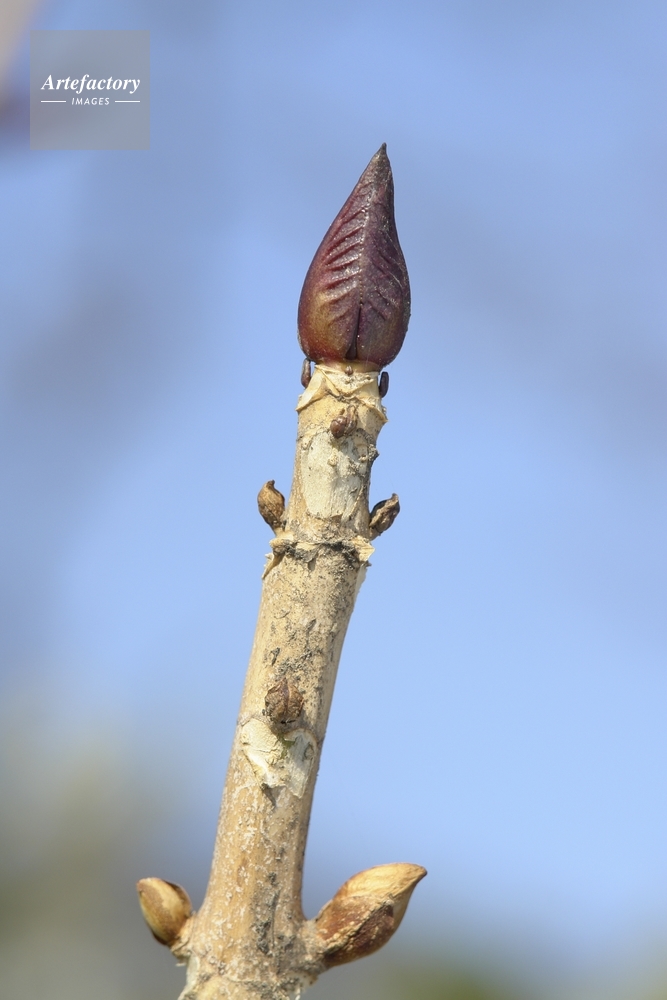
138,146,425,1000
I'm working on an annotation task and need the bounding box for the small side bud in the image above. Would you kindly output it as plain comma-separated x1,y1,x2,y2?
329,405,357,440
378,371,389,398
369,494,400,539
265,676,304,725
298,144,410,369
258,480,285,532
137,877,192,946
314,863,426,968
301,358,312,388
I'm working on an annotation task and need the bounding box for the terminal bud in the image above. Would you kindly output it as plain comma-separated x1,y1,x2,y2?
298,145,410,370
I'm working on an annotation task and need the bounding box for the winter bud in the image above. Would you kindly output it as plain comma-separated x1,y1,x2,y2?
329,405,357,440
257,480,286,533
298,145,410,370
136,877,192,946
265,676,304,725
314,862,426,967
369,494,400,539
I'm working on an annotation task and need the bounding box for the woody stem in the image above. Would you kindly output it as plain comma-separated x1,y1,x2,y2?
177,362,386,1000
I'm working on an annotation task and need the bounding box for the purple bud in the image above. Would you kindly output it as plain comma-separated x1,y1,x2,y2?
298,145,410,370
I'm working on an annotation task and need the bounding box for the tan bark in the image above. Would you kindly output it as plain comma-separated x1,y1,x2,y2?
138,361,425,999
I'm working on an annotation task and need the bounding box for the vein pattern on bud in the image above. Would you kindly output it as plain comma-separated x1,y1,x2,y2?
298,144,410,369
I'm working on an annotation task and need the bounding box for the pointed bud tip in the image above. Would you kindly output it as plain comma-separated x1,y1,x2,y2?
298,145,410,370
340,863,426,913
365,143,390,182
137,877,192,946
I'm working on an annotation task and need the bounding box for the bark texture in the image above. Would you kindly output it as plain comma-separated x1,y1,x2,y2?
139,361,424,999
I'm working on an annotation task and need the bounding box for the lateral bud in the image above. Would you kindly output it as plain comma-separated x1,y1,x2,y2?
136,877,192,947
369,493,400,539
301,358,313,388
265,676,304,725
314,862,426,968
257,480,285,532
330,404,357,440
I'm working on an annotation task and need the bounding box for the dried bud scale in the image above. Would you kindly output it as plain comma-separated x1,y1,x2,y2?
298,145,410,369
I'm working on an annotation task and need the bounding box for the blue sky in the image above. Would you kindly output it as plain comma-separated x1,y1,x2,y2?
1,0,666,978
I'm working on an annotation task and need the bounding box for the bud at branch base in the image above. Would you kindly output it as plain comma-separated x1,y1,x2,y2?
313,862,426,967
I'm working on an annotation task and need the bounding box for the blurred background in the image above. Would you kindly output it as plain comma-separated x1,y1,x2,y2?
0,1,665,998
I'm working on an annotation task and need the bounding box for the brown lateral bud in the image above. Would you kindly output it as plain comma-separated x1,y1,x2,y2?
298,144,410,370
265,676,304,724
136,877,192,946
329,405,357,440
301,358,312,388
314,863,426,968
257,480,285,532
369,493,400,539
